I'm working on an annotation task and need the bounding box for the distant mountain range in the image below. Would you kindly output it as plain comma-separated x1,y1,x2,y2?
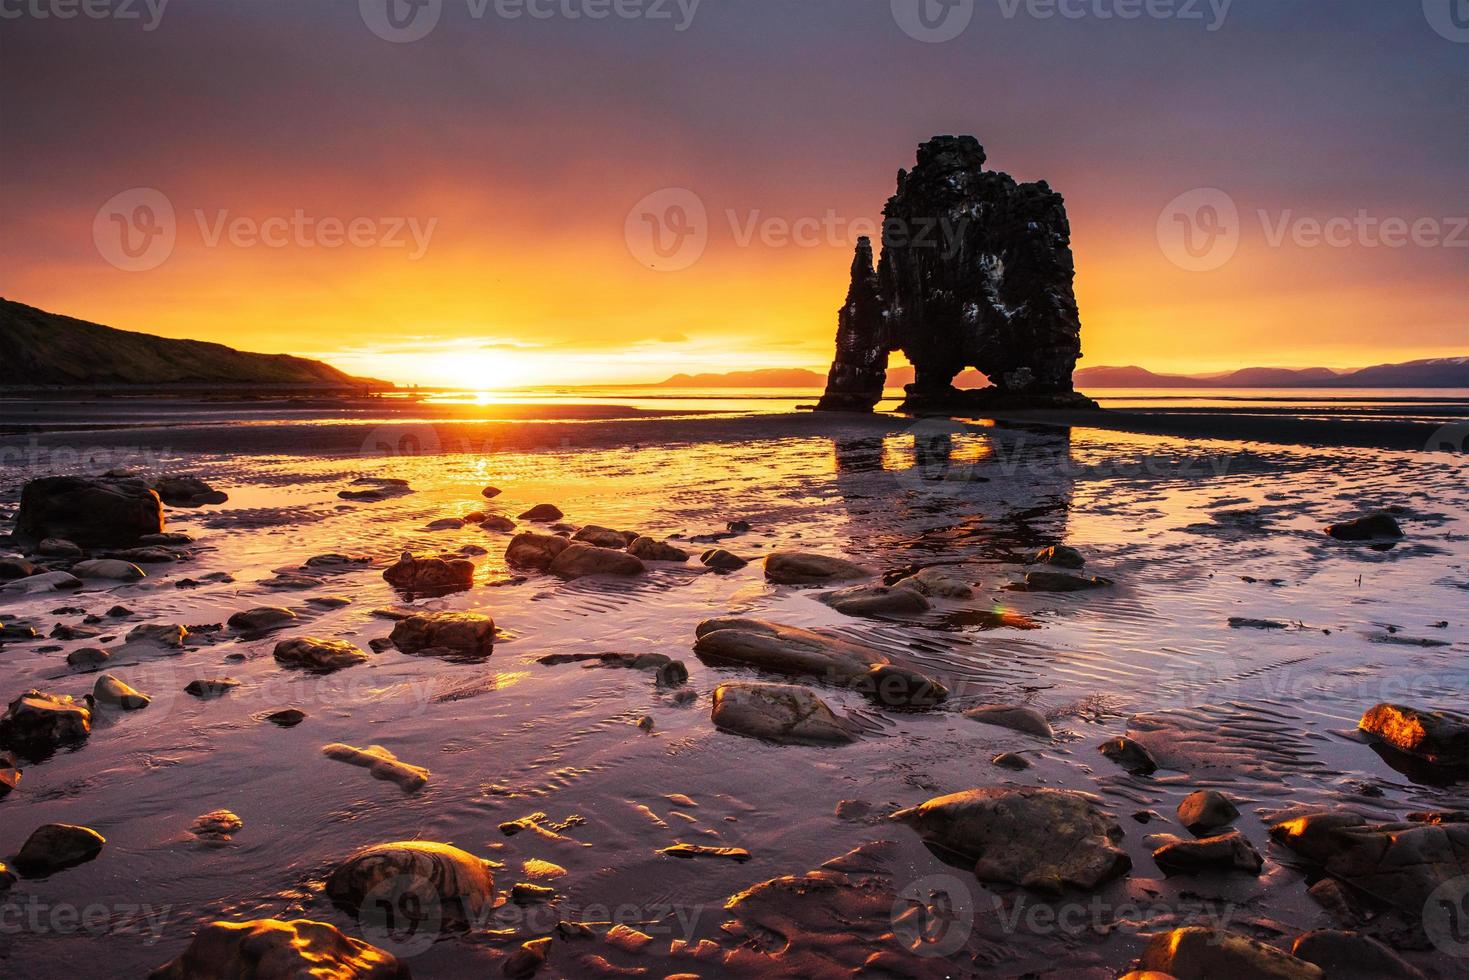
659,359,1469,389
0,299,382,388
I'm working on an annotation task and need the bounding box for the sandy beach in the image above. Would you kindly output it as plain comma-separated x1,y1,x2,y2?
1,397,1466,977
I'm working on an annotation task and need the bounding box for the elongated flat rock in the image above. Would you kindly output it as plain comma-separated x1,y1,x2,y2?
322,743,428,792
765,551,876,585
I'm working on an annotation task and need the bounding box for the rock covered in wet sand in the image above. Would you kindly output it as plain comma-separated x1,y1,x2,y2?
547,542,645,580
14,823,105,875
322,743,429,791
711,682,857,745
764,551,876,585
15,476,164,548
628,536,689,562
505,532,571,570
390,611,495,659
149,918,408,979
382,551,475,593
327,841,496,929
891,787,1130,893
1138,927,1322,979
273,636,370,672
1358,702,1469,766
0,690,91,754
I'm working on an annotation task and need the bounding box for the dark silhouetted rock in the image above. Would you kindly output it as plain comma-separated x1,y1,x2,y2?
816,137,1098,415
0,690,91,755
571,525,638,548
151,475,228,507
518,504,564,522
227,607,298,632
1139,928,1322,979
14,823,105,876
1150,831,1263,875
700,548,748,571
15,476,164,547
1099,736,1158,774
1178,789,1240,834
1035,545,1085,568
1327,512,1404,541
1290,930,1426,980
1358,703,1469,766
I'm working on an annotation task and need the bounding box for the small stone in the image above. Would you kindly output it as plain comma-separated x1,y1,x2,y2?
13,823,105,876
67,648,111,669
835,799,872,821
700,548,748,571
390,611,495,659
992,752,1032,770
0,690,91,755
572,525,639,548
482,486,502,499
636,715,655,732
1034,545,1085,568
506,532,572,570
711,682,856,745
190,809,244,842
819,584,931,617
326,841,496,930
37,537,83,557
891,566,973,598
426,517,465,531
92,674,151,710
511,882,557,905
965,705,1053,738
480,514,516,532
1178,790,1240,834
503,937,552,978
185,678,241,698
382,552,475,594
126,623,188,648
1019,571,1112,593
854,663,948,708
264,708,306,726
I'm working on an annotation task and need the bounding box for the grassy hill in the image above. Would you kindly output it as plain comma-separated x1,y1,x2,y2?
0,298,384,388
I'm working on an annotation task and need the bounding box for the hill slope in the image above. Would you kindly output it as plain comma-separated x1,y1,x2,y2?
0,298,380,388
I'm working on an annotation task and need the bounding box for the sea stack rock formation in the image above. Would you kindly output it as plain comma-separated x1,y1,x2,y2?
817,136,1098,414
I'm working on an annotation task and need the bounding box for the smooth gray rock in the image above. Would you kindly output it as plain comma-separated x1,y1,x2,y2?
711,682,857,745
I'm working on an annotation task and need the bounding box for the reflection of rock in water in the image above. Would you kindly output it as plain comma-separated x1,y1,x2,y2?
817,136,1100,414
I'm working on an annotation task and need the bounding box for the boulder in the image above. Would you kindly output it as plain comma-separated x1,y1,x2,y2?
148,919,407,979
71,559,147,582
965,705,1053,738
1290,930,1426,980
1018,571,1112,593
273,637,370,673
151,475,228,507
13,823,105,875
322,743,429,792
1150,831,1263,875
390,611,495,659
127,623,188,648
764,551,876,585
1327,513,1404,541
694,618,881,683
711,682,857,745
66,647,110,669
572,525,638,548
326,841,496,930
892,566,973,598
0,571,82,594
853,663,949,708
15,476,164,547
700,548,748,571
818,584,931,617
1139,927,1323,980
1099,736,1158,774
1034,545,1085,568
92,674,151,710
891,787,1130,893
1358,703,1469,766
518,504,564,522
227,607,298,633
382,551,475,594
1178,789,1240,834
506,532,572,570
547,543,645,580
480,514,516,532
628,536,689,562
0,690,91,755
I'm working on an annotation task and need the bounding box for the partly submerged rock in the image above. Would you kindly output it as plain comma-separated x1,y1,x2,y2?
700,548,748,571
92,674,151,710
659,843,752,862
263,707,306,727
628,536,689,562
1017,571,1112,593
1358,702,1469,767
1327,513,1404,541
227,606,298,633
0,570,82,594
891,787,1130,893
0,755,20,798
273,637,370,673
505,532,572,570
326,841,496,930
15,476,164,548
479,514,516,533
819,583,931,617
13,823,106,876
853,663,949,708
0,690,91,755
764,551,876,585
390,611,495,659
572,525,638,548
503,938,552,978
126,623,188,648
152,475,228,507
1138,927,1322,980
1178,789,1240,835
518,504,564,522
71,559,146,582
185,678,241,699
322,743,429,792
891,566,973,598
382,551,474,594
1034,544,1085,568
965,705,1053,738
190,809,244,843
711,682,857,745
547,543,645,580
148,918,408,979
1099,736,1159,774
1150,831,1263,875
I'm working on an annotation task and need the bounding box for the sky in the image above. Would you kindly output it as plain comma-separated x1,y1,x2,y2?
1,0,1465,387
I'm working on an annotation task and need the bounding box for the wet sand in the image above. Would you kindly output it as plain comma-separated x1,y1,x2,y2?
1,405,1467,976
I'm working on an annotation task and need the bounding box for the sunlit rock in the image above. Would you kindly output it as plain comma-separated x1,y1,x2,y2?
148,918,407,979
